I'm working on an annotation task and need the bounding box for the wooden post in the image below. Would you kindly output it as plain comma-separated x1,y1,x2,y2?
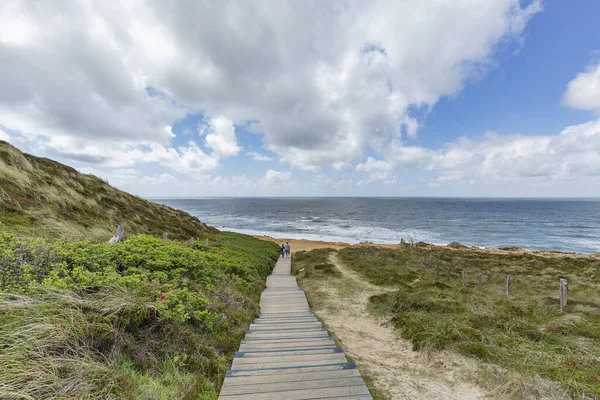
461,271,466,286
162,232,168,240
425,255,432,269
477,273,483,288
109,225,124,244
190,237,194,247
205,238,209,249
560,278,568,313
506,275,512,296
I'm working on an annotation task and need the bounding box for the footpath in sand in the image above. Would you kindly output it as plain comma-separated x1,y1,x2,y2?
218,256,373,399
298,252,487,400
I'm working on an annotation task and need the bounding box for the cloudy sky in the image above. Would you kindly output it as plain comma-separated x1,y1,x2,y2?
1,0,600,197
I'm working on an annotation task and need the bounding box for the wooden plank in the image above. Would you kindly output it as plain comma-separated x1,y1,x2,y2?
219,385,371,400
244,331,329,340
232,352,347,367
218,255,372,399
220,376,367,395
239,340,335,351
237,348,341,357
226,363,355,377
253,317,319,323
239,342,336,351
222,368,361,387
250,324,323,331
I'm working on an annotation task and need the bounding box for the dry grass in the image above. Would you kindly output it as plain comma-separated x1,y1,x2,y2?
0,140,216,241
294,245,600,399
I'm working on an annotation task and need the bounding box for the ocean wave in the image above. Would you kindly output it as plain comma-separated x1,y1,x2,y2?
164,198,600,254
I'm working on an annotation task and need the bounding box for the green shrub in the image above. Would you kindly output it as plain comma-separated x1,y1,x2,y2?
0,231,279,399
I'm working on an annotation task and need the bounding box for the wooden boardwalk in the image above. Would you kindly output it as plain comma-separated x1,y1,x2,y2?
218,256,373,399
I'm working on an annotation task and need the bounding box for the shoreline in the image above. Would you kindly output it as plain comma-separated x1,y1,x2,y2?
254,234,600,258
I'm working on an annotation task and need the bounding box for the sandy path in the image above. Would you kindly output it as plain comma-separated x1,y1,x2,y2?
300,252,488,400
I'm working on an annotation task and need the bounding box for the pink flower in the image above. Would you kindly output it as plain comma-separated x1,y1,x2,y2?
73,248,77,253
225,301,230,306
160,295,166,301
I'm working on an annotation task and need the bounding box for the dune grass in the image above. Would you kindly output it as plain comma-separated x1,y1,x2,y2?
294,245,600,399
0,231,279,399
0,140,215,241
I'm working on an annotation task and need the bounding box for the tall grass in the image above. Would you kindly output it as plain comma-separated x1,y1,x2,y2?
0,140,216,241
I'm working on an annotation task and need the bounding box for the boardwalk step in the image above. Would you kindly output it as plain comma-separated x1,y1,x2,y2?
218,256,372,399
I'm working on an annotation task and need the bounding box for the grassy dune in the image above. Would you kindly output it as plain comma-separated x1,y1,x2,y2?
0,140,215,241
0,143,282,398
294,245,600,399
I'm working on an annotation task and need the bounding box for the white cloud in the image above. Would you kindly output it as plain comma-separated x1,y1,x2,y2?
0,127,9,142
42,136,218,173
0,0,541,175
247,151,273,161
356,157,394,181
360,118,600,186
141,173,177,185
261,169,292,185
564,63,600,113
202,115,241,157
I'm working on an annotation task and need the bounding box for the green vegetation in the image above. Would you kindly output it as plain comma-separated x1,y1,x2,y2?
0,142,283,398
0,140,215,240
0,231,279,399
293,248,341,278
296,245,600,398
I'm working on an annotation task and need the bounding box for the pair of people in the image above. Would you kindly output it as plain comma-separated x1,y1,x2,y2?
280,242,291,258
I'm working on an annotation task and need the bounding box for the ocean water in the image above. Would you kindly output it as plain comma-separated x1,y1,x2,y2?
153,198,600,254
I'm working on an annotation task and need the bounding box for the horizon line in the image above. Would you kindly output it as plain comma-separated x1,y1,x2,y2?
146,196,600,200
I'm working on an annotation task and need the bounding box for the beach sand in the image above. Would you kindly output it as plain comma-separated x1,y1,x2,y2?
254,235,600,259
254,235,353,251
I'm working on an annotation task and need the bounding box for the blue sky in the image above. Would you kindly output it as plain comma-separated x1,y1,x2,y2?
1,1,600,197
418,0,599,142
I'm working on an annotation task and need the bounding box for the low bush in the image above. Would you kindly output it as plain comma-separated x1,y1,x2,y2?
339,245,600,398
0,231,279,399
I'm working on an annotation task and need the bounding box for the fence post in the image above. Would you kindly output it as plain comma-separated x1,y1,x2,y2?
560,278,568,313
506,275,512,296
461,271,466,286
477,273,483,288
190,237,194,247
162,232,168,240
109,225,124,244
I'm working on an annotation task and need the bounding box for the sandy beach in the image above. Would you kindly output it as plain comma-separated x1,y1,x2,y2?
254,235,600,259
253,235,354,252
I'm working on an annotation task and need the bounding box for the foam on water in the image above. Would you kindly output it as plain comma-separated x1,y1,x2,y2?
154,198,600,254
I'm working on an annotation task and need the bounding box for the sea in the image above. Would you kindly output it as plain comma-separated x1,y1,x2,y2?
153,198,600,254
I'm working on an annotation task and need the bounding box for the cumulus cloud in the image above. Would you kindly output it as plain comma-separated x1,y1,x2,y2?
356,157,395,182
261,169,292,185
564,63,600,113
247,151,273,161
357,118,600,185
0,0,541,174
201,115,241,157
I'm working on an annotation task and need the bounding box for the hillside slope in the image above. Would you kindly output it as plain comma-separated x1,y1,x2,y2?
0,140,215,239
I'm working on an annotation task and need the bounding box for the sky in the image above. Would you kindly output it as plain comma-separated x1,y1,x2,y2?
1,0,600,197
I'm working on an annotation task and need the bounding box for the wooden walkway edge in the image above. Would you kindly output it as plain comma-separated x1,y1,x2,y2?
218,256,373,399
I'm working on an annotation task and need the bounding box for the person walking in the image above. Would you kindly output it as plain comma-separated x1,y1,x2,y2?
284,242,291,258
280,244,285,258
